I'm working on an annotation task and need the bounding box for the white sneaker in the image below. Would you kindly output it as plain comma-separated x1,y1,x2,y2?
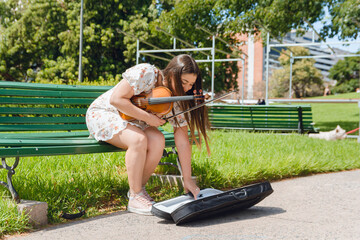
141,187,156,204
127,187,156,204
127,192,153,215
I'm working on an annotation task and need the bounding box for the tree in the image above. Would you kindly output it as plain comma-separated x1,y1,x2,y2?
270,47,323,98
218,0,326,39
38,0,161,83
1,0,358,86
0,0,66,81
322,0,360,39
329,54,360,93
0,0,157,83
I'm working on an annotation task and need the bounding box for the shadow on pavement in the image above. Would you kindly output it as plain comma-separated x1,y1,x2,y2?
155,206,286,227
22,210,130,235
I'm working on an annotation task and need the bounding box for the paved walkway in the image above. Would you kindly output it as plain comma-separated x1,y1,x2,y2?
7,170,360,240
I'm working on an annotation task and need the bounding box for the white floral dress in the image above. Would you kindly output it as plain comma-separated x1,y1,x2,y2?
86,63,188,141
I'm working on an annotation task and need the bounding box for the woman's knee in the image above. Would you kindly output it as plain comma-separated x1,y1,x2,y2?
148,130,165,150
106,126,148,150
130,132,148,149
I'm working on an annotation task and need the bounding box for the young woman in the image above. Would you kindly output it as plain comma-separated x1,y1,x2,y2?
86,54,210,215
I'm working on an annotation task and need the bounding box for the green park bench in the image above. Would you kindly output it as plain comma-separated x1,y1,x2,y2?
0,81,180,203
208,104,317,133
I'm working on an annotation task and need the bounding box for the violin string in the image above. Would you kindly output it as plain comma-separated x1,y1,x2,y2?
164,90,235,120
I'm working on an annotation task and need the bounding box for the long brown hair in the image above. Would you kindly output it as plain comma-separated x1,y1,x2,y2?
162,54,210,154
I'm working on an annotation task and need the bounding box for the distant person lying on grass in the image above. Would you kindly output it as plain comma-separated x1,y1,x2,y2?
324,86,331,96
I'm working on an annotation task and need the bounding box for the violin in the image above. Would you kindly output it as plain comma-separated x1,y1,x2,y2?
120,86,205,121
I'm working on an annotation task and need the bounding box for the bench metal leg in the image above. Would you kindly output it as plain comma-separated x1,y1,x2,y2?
297,107,304,134
0,157,20,203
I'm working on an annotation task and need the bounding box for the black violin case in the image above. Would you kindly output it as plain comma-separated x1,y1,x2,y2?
151,181,273,225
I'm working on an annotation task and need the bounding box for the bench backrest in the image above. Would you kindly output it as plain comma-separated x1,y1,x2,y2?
0,81,111,133
0,81,179,158
1,81,316,134
208,104,315,133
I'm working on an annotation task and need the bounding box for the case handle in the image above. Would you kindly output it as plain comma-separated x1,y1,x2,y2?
231,189,247,200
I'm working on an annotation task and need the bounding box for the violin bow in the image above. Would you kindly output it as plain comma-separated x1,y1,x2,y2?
164,90,236,120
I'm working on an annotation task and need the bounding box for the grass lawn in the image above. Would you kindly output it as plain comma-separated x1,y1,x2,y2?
312,93,359,133
284,92,360,133
1,92,360,237
312,92,360,99
311,103,359,133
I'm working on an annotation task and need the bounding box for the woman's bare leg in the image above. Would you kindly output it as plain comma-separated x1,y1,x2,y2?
106,124,147,194
142,127,165,186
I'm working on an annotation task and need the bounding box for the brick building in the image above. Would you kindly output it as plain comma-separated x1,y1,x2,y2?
235,34,265,101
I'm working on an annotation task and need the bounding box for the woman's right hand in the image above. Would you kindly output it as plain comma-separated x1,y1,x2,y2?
145,113,166,127
183,178,200,200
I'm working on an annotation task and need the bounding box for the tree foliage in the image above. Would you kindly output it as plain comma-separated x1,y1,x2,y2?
0,1,66,81
218,0,326,39
0,0,156,83
322,0,360,39
270,47,323,98
0,0,358,94
329,54,360,93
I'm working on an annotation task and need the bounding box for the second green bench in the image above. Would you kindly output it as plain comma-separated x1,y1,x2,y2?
208,104,317,133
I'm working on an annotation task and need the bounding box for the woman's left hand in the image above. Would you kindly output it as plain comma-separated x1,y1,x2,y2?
184,178,200,200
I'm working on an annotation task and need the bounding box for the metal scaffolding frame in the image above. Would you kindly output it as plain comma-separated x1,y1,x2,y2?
78,0,84,82
132,27,246,102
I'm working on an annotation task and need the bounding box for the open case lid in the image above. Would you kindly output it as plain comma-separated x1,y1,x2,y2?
151,181,273,225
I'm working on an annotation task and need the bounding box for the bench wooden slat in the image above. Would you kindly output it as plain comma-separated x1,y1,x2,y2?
0,124,88,131
0,116,85,124
209,109,313,113
0,141,177,158
0,136,177,147
209,111,313,115
0,144,124,158
0,132,90,139
0,133,177,156
209,110,313,114
0,97,94,105
0,89,104,98
0,107,87,115
211,117,303,122
209,107,312,111
211,123,300,127
0,81,111,92
210,116,313,120
211,121,309,125
0,130,176,139
0,138,98,146
211,127,312,131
